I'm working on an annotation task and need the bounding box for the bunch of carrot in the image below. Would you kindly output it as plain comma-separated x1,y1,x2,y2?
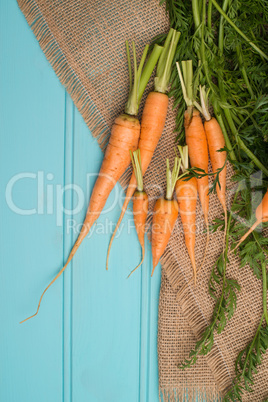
20,28,180,323
106,28,181,270
22,32,260,324
128,152,181,278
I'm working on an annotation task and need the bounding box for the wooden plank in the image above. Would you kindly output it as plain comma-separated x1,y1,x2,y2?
70,108,142,402
62,94,75,402
0,1,65,401
1,2,163,402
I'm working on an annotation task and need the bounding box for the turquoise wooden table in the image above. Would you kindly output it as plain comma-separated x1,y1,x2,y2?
0,2,162,401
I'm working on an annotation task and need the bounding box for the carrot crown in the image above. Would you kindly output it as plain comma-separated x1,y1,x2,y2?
125,41,163,116
177,145,189,173
155,29,181,94
130,149,143,192
176,60,201,115
197,85,211,121
166,157,181,200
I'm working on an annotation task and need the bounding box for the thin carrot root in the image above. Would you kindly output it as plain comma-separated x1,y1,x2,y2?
20,262,69,324
127,244,145,279
233,219,262,251
176,221,209,301
106,196,130,271
201,220,210,270
20,228,88,323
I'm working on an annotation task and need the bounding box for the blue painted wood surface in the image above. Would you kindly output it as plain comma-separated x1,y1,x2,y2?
0,2,162,401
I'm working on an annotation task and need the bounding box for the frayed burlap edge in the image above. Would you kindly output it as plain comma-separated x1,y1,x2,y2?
17,0,111,150
17,0,136,191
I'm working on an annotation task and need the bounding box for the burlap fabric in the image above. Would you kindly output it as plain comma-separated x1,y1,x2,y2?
17,0,268,400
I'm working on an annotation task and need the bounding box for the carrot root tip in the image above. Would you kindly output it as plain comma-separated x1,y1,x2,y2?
127,245,145,279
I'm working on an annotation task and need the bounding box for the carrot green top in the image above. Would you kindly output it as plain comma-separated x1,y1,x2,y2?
154,29,181,94
177,145,189,173
130,149,143,192
125,28,181,115
166,157,181,200
125,42,162,116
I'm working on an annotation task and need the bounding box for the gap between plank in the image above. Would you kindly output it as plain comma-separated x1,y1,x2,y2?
62,92,74,402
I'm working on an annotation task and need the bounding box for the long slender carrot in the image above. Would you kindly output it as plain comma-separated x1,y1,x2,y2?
176,61,210,271
106,28,181,270
185,108,209,225
176,61,209,226
234,188,268,250
20,41,162,324
175,146,198,284
127,149,148,278
151,158,180,276
197,86,227,240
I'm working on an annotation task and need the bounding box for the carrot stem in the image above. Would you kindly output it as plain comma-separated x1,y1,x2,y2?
155,29,181,94
125,42,152,116
177,145,188,172
211,0,268,60
176,61,194,110
166,157,181,200
192,0,201,31
262,261,268,325
127,244,145,279
130,149,143,192
138,44,163,104
199,86,211,121
126,41,132,93
156,29,173,78
207,0,212,30
186,60,193,101
236,44,254,99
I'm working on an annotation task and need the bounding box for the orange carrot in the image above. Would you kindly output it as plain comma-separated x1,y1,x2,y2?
185,108,209,225
106,91,169,269
20,41,161,323
129,191,148,277
176,61,210,271
234,189,268,250
175,146,198,283
198,86,227,233
106,28,181,270
204,123,226,211
151,158,180,276
176,61,209,226
127,149,148,278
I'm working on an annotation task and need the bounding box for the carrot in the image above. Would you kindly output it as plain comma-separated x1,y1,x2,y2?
185,109,209,223
234,189,268,250
176,61,209,226
176,61,210,270
127,149,148,278
151,157,180,276
106,28,181,270
20,41,163,324
175,146,198,284
197,86,227,237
